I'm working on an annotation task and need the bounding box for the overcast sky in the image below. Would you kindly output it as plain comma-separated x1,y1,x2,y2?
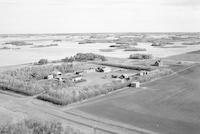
0,0,199,34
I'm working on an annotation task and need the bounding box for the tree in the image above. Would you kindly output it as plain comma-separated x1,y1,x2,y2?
38,59,48,65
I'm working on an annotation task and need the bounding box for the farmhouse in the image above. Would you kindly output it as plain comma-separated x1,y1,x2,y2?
46,70,62,80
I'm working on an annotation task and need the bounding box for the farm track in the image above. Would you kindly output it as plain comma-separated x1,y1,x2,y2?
0,92,154,134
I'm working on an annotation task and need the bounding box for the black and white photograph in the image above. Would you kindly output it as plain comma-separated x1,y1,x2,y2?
0,0,200,134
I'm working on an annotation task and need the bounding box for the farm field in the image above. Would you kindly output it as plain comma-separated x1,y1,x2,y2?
166,50,200,62
76,64,200,134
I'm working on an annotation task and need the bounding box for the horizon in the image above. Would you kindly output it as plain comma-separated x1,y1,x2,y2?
0,32,200,35
0,0,200,34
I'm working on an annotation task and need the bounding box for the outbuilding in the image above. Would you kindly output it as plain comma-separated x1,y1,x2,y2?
69,75,83,82
119,74,129,79
130,81,140,88
47,74,54,79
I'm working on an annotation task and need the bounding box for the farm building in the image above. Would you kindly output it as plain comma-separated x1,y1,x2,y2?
71,75,83,82
138,71,149,76
75,71,84,75
96,67,104,72
95,66,111,73
65,75,83,82
47,74,54,79
118,73,136,80
119,74,129,79
130,81,140,88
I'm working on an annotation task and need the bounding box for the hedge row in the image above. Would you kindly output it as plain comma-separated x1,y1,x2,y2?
38,81,130,105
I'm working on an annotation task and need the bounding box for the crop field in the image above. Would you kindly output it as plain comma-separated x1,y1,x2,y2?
77,64,200,134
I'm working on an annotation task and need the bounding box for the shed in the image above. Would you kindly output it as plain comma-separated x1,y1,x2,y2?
95,67,104,72
119,74,129,79
67,75,83,82
130,81,140,88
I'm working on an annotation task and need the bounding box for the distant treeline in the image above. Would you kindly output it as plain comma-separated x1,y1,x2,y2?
94,62,154,71
62,53,106,62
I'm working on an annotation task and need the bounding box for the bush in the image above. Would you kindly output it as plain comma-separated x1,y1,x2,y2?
62,57,75,62
37,81,130,105
129,54,153,59
38,59,48,65
0,74,44,95
0,119,84,134
0,63,74,95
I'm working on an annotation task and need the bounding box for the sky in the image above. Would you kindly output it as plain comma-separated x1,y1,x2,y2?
0,0,199,34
